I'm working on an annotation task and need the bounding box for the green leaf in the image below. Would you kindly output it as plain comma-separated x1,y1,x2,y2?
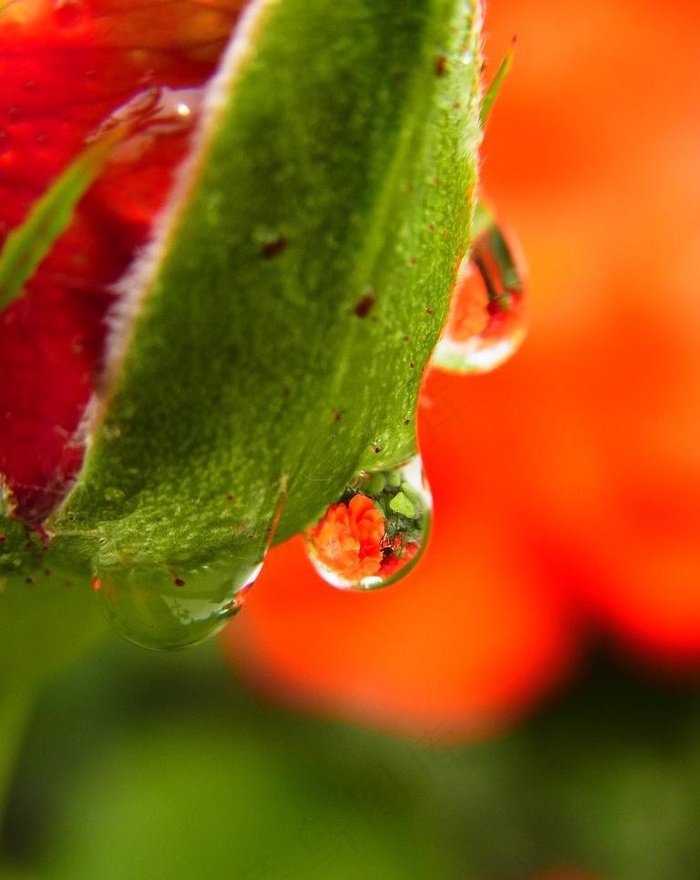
389,491,416,518
2,0,482,651
57,0,481,557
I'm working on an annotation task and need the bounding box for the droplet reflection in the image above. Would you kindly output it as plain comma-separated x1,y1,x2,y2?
95,552,264,650
432,203,526,374
304,455,432,591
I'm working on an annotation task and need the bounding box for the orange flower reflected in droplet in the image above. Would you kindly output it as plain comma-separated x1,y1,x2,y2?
306,494,386,583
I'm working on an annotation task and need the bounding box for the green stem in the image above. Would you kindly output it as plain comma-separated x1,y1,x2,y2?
479,40,514,128
0,126,123,312
0,684,34,841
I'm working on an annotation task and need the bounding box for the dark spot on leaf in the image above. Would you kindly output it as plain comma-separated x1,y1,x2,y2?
427,223,435,233
409,362,415,370
0,534,5,543
372,444,382,454
44,569,52,577
261,236,289,259
333,409,342,422
403,336,410,343
174,577,186,587
25,577,34,585
434,55,447,76
403,418,411,426
434,178,442,187
354,293,376,318
453,102,462,110
426,307,434,315
226,494,233,502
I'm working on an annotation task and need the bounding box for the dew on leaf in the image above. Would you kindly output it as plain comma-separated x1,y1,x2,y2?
99,86,201,164
431,203,526,374
95,552,265,650
304,455,432,591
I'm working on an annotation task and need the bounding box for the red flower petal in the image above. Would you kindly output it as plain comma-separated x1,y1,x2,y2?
0,0,245,521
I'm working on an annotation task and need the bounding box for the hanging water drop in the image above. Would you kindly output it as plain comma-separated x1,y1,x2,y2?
432,203,526,374
94,550,265,650
304,455,432,591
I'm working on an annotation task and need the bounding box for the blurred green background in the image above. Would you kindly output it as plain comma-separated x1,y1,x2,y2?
2,639,699,879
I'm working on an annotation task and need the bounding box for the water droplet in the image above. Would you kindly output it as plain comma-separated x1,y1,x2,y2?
304,455,432,591
432,204,526,374
95,551,264,650
90,86,202,166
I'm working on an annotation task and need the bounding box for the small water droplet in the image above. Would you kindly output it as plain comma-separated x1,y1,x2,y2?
90,86,202,166
95,552,265,650
304,455,432,591
432,204,526,374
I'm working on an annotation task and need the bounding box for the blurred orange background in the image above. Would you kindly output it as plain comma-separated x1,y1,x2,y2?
226,0,700,740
